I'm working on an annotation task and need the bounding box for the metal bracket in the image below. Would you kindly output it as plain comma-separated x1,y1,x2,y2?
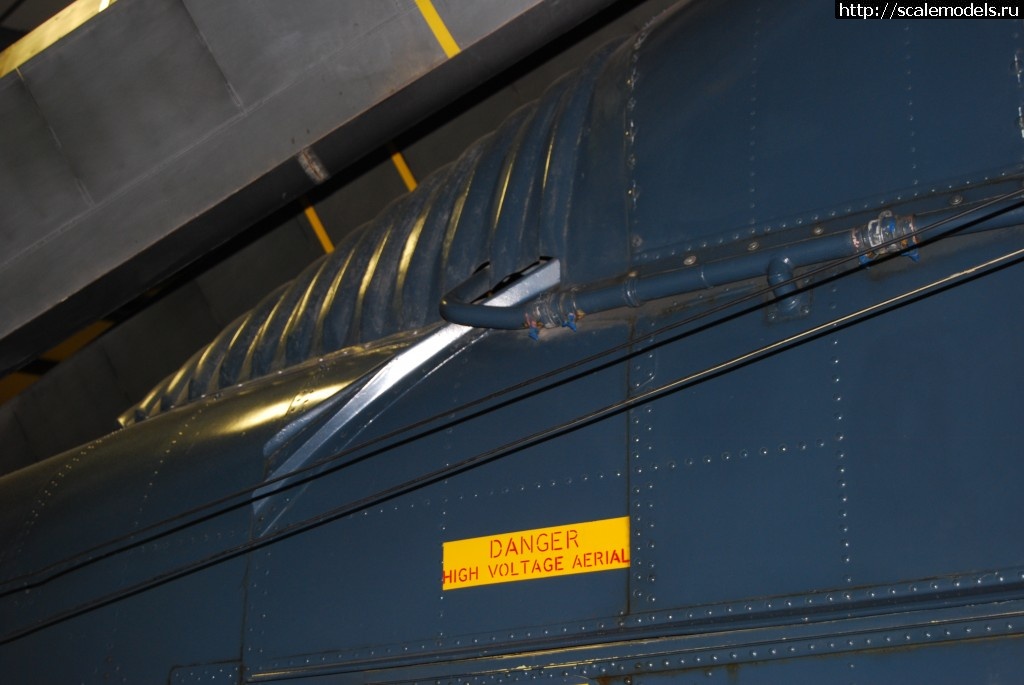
766,256,811,322
855,209,919,264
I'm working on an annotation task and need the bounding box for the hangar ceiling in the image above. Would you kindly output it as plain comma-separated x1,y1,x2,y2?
0,0,67,49
0,0,623,374
0,0,679,475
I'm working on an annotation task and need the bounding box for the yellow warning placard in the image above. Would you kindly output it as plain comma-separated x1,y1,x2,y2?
442,516,630,590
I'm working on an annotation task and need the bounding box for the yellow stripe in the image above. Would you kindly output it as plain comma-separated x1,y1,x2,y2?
413,0,461,58
0,372,41,405
389,147,418,192
0,0,119,78
302,199,335,253
41,320,114,362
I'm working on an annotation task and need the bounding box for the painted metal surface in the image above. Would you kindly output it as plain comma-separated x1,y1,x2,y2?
3,0,1024,682
122,20,616,419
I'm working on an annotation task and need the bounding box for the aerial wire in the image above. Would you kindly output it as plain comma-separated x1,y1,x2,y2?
3,189,1024,631
7,232,1024,645
4,188,1022,595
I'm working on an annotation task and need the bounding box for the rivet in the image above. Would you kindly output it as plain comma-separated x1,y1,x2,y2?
683,254,697,266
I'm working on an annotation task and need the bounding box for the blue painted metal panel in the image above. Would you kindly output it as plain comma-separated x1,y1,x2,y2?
244,318,632,668
4,1,1024,682
628,331,845,607
629,0,1024,257
633,635,1024,684
1,561,247,684
837,248,1024,585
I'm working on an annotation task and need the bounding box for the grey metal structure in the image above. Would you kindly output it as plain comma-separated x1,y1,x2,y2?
0,0,615,375
3,1,1024,682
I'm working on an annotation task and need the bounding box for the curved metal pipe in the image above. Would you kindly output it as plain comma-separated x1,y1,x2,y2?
438,267,535,330
439,194,1024,332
